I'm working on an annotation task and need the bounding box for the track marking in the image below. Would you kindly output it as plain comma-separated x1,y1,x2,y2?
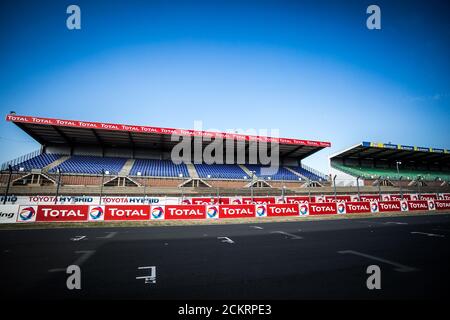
411,232,445,238
337,250,418,272
217,237,235,244
270,231,302,240
385,222,408,225
70,235,86,241
136,266,157,284
48,250,95,273
250,226,263,230
96,232,117,239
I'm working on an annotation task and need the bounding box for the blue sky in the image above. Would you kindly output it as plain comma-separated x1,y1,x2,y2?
0,0,449,173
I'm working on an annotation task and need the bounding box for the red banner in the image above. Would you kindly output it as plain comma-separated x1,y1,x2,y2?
104,205,150,221
389,194,412,201
6,114,330,147
242,197,275,204
285,196,314,204
359,195,381,202
407,200,429,211
163,205,206,219
324,195,352,203
419,194,437,200
344,202,372,214
308,202,337,215
266,203,299,217
191,197,230,205
435,200,450,211
378,201,401,212
36,205,88,222
219,204,255,218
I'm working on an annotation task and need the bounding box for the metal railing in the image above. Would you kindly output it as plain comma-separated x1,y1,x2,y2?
0,149,41,171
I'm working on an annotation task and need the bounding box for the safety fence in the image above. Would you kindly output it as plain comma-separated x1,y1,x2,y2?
1,199,449,224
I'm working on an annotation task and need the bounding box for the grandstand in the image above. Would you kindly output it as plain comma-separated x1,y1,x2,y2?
330,141,450,187
1,113,331,196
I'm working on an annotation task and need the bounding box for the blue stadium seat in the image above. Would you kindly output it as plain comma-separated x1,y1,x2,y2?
12,153,61,171
194,164,247,179
130,159,189,178
50,156,127,175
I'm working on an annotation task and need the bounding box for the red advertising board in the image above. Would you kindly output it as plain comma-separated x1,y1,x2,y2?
191,197,230,205
242,197,275,204
389,194,412,201
286,196,314,204
36,205,89,222
104,205,150,221
164,205,206,219
439,194,450,200
324,195,352,203
266,203,299,217
378,201,401,212
419,194,437,200
345,202,372,214
219,204,255,218
308,202,337,215
435,200,450,211
407,200,429,211
359,195,381,202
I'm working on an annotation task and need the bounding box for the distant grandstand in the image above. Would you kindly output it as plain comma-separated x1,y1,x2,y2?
330,141,450,187
1,114,330,196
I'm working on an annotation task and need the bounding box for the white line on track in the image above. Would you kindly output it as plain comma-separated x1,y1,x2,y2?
250,226,263,230
48,250,96,273
337,250,418,272
385,222,408,225
410,232,445,238
270,231,302,240
70,235,86,241
217,237,235,244
96,232,117,239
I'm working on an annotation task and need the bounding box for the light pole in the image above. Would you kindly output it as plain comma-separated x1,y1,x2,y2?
281,185,286,203
250,171,256,203
377,175,382,199
356,176,361,201
178,173,184,203
99,169,109,205
3,165,13,205
333,175,337,201
54,168,62,204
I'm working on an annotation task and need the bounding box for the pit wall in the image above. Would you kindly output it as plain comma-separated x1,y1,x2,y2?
1,197,449,224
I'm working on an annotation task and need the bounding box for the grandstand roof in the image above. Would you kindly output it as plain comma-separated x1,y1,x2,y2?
330,141,450,164
6,114,331,160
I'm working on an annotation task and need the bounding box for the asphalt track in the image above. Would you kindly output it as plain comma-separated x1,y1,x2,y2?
1,213,450,299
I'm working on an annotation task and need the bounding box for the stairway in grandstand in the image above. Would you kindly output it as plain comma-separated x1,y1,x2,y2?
239,164,253,178
284,166,307,180
186,163,199,178
43,155,70,172
118,159,135,176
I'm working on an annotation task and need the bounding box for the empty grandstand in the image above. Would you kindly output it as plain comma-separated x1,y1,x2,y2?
1,114,330,195
330,141,450,187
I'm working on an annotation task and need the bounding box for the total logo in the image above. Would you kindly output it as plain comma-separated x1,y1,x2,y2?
256,205,266,217
206,206,219,219
428,201,435,210
299,204,309,215
400,201,408,212
370,202,379,213
337,203,346,214
88,206,104,221
17,206,37,222
151,206,165,219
